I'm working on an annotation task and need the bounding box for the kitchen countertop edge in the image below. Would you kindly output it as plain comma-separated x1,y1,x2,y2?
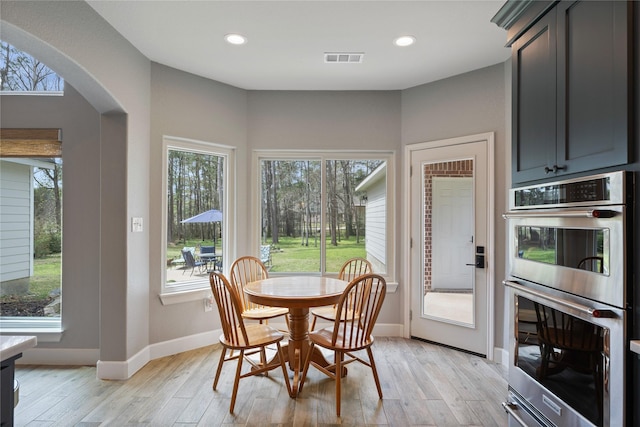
0,335,37,361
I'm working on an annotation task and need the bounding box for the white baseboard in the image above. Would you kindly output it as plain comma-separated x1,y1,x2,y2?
96,329,221,380
16,347,99,366
17,323,403,380
493,346,508,367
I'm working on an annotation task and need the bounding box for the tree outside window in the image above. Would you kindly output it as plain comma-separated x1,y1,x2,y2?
164,145,226,288
0,42,64,323
1,40,64,92
260,157,385,274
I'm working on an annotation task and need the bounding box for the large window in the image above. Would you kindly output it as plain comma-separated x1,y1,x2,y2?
162,137,233,294
0,158,62,324
257,152,393,277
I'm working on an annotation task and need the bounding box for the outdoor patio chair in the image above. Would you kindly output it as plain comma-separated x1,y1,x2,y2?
181,249,206,276
260,245,272,268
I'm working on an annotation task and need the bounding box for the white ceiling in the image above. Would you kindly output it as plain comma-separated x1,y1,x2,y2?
87,0,509,91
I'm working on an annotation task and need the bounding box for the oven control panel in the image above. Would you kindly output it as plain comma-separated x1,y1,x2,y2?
511,171,626,209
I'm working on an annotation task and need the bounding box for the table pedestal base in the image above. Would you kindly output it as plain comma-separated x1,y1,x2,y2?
285,308,347,396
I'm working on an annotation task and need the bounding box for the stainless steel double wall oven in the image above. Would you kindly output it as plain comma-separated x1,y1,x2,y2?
502,171,632,427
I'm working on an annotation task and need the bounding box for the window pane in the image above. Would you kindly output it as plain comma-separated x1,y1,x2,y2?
1,40,64,92
166,149,224,285
260,158,386,275
261,160,321,273
325,160,385,274
0,159,62,318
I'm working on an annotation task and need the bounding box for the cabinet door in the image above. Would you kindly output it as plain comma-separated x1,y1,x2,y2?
512,12,557,183
556,0,630,174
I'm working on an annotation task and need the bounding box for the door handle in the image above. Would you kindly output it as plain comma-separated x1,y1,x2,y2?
465,254,485,268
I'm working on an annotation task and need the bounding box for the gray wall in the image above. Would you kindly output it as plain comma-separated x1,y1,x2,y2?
149,63,247,343
401,62,509,350
0,85,101,349
1,0,151,362
246,90,402,324
1,0,509,366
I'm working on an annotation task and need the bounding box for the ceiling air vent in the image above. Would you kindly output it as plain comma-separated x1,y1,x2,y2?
324,52,364,63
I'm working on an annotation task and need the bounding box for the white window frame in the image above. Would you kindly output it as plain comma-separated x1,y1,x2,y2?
251,150,397,290
0,159,63,341
159,136,235,304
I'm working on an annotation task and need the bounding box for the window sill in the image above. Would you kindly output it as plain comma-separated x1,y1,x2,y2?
159,281,396,306
0,318,63,343
0,90,64,96
159,287,211,305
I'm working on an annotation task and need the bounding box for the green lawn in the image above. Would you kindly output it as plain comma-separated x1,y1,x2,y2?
0,253,61,302
270,236,366,273
30,254,62,298
521,247,556,264
167,236,366,273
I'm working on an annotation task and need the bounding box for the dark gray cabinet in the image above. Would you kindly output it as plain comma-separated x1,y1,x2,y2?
508,1,631,183
512,10,557,183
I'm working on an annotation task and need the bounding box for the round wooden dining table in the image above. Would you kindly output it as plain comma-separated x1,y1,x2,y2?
244,276,348,396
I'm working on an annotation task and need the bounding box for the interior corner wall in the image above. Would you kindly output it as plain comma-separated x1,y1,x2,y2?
400,62,508,350
99,113,129,361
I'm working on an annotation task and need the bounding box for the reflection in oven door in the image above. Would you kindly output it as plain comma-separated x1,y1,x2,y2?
506,280,625,427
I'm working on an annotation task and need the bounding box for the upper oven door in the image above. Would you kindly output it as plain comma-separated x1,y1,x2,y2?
504,206,626,308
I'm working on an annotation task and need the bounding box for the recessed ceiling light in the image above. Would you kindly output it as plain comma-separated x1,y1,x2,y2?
224,34,247,45
394,36,416,47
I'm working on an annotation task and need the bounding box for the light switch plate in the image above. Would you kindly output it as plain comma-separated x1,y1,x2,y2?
131,217,143,232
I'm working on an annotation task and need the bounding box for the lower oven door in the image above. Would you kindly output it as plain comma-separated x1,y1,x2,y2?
505,280,626,427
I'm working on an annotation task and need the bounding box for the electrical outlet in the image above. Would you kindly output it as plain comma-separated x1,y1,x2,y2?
204,296,213,312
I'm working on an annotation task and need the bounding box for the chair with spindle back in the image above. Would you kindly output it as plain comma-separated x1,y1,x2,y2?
209,272,292,413
309,257,372,330
229,256,289,327
299,273,386,417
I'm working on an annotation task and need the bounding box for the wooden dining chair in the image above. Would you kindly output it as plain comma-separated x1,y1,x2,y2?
299,273,386,417
310,257,372,330
209,272,292,413
229,255,290,327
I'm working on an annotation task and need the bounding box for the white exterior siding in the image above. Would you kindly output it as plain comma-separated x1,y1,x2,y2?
356,163,387,274
365,185,386,270
0,161,33,282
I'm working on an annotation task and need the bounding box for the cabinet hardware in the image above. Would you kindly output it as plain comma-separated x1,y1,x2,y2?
545,164,568,174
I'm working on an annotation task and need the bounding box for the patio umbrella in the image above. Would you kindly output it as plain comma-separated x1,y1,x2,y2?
181,209,223,224
181,209,223,245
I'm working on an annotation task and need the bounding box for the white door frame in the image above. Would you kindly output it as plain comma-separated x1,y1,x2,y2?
403,132,495,360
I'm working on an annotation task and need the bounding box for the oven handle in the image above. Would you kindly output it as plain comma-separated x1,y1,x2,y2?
502,209,616,219
503,280,617,318
501,401,529,427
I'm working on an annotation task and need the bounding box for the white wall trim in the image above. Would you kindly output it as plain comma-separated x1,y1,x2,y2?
17,325,403,379
96,329,220,380
148,329,218,361
493,346,508,368
16,348,99,365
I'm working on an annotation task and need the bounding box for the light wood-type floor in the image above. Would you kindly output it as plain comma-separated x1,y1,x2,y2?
13,337,509,426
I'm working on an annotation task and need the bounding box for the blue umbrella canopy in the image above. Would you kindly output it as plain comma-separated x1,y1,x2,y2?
181,209,223,223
